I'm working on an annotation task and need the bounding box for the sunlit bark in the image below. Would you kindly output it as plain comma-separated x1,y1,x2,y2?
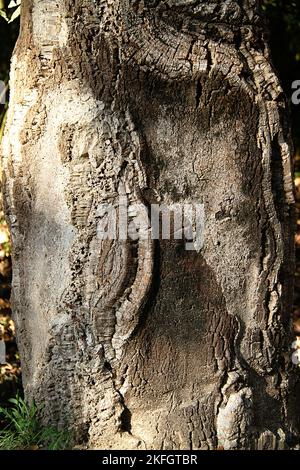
1,0,298,449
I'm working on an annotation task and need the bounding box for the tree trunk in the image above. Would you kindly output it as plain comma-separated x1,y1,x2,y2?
1,0,299,450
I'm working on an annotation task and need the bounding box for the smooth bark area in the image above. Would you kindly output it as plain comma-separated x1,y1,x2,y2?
1,0,299,449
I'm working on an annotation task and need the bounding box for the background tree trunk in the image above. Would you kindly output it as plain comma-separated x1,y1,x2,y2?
1,0,299,449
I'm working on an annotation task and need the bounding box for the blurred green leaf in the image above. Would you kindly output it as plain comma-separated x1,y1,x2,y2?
0,10,8,21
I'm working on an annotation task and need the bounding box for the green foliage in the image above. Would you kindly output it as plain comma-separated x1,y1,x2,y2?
0,395,72,450
0,0,20,23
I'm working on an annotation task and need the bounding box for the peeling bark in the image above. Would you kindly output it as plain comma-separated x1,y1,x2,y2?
1,0,299,449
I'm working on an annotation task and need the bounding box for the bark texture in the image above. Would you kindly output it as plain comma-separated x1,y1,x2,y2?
1,0,299,449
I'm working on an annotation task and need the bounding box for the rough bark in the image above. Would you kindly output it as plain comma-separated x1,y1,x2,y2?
1,0,299,449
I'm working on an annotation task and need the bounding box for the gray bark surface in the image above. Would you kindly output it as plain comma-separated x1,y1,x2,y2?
1,0,299,449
